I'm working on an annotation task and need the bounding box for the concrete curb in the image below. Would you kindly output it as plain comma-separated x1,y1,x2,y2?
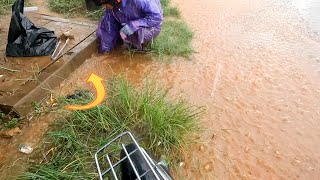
0,33,97,116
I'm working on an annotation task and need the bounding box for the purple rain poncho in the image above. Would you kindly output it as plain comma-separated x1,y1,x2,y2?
96,0,163,53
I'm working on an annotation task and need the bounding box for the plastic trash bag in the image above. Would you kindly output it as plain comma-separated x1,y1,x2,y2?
6,0,57,57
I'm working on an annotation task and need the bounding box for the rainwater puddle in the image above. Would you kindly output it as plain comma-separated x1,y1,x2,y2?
59,0,320,179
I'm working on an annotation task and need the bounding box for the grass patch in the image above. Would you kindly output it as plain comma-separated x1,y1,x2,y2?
19,77,203,179
0,111,19,130
3,118,19,129
48,0,86,16
48,0,103,20
160,0,170,7
86,8,104,20
150,20,194,58
0,0,34,16
0,0,15,16
160,0,180,18
163,6,180,18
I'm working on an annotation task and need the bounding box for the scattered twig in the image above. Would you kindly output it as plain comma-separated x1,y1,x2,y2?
0,66,19,72
40,147,55,164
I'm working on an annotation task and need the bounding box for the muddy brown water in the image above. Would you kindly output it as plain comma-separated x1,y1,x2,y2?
61,0,320,179
1,0,320,179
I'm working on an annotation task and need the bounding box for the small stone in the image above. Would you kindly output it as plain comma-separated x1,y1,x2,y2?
276,151,280,155
0,127,21,138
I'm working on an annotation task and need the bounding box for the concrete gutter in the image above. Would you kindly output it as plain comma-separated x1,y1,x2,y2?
0,33,97,117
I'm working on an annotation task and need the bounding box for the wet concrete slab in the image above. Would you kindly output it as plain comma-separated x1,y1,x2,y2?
0,12,97,116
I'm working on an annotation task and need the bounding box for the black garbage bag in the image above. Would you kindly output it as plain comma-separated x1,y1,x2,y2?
6,0,57,57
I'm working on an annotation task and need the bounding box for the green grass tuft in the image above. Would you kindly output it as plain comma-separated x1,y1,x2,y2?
48,0,104,20
160,0,169,7
150,20,194,58
48,0,85,16
163,6,180,18
86,8,104,20
0,0,15,16
19,77,203,179
3,118,19,129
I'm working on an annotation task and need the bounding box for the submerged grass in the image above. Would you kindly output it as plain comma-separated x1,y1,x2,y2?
19,77,203,179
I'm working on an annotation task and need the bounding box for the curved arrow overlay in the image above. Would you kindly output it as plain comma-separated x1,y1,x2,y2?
65,73,106,110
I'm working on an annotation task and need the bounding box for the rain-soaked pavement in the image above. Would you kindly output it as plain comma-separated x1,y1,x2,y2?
59,0,320,179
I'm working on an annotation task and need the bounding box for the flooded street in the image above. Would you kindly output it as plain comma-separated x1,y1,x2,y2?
61,0,320,179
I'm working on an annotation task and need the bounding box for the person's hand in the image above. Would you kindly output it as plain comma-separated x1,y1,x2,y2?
120,24,134,36
120,31,127,40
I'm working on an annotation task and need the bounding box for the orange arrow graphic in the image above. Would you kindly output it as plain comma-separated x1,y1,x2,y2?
65,73,106,110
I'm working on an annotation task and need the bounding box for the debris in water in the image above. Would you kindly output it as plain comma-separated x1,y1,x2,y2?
199,144,207,152
179,161,185,167
19,144,33,154
159,155,169,169
0,127,21,138
66,90,90,100
46,94,57,107
245,147,250,153
0,66,19,72
211,63,223,98
204,161,214,172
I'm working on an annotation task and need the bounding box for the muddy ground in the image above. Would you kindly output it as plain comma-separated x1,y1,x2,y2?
1,0,320,179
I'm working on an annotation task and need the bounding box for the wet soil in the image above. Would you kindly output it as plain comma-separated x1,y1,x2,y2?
0,114,57,179
59,0,320,179
0,2,97,178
